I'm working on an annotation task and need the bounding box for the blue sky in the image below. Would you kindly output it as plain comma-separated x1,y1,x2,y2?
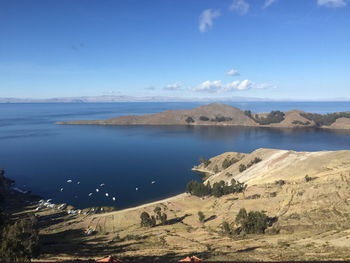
0,0,349,100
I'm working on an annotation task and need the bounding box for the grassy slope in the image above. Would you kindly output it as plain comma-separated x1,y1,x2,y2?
31,148,350,261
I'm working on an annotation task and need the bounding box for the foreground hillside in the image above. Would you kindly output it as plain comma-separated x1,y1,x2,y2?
28,148,350,261
57,103,350,129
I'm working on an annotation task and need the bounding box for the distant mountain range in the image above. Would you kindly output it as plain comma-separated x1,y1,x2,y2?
1,95,349,103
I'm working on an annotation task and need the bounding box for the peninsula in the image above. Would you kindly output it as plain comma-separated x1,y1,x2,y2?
57,103,350,129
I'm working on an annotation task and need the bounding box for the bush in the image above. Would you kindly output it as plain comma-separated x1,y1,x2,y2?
140,212,156,227
198,211,205,223
239,157,262,173
246,111,285,125
211,116,233,122
275,180,286,186
239,164,246,173
292,120,311,125
199,116,210,121
221,221,232,235
301,112,350,126
222,158,239,169
235,208,271,234
186,181,211,197
199,157,211,167
185,116,195,124
0,215,40,261
186,179,245,198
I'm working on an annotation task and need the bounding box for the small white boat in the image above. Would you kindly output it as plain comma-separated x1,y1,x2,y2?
105,193,109,197
67,179,72,183
135,187,138,191
77,181,80,185
112,197,116,201
151,181,156,184
100,183,105,187
96,189,99,192
60,188,64,192
88,193,93,197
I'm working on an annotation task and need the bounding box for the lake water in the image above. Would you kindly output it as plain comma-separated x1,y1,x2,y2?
1,101,350,209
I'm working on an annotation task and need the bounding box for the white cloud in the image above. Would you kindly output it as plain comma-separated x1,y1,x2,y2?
229,0,250,15
317,0,347,7
263,0,277,8
199,9,221,33
193,80,274,93
163,82,183,90
226,69,240,76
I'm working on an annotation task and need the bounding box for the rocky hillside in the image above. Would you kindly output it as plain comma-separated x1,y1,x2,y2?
34,148,350,261
57,103,350,130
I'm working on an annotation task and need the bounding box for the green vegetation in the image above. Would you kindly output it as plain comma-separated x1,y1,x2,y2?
213,165,219,173
211,116,233,122
239,157,262,173
222,158,239,169
304,174,317,182
221,208,277,236
292,120,311,125
0,214,40,262
199,116,210,121
185,116,195,124
186,181,211,197
140,207,168,227
199,157,211,167
140,212,156,227
245,110,285,125
198,211,205,223
300,112,350,126
186,179,246,198
275,179,286,186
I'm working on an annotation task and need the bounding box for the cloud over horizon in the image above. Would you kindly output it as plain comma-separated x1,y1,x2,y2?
193,80,274,93
163,82,183,91
317,0,347,7
229,0,250,15
199,9,221,33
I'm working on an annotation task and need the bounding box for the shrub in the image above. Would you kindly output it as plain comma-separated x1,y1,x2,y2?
199,116,210,121
140,212,156,227
211,116,233,122
222,158,239,169
198,211,205,223
199,157,211,167
185,116,195,124
221,221,232,235
239,164,246,173
292,120,311,125
0,215,40,261
275,180,286,186
235,208,271,234
186,179,245,198
300,112,350,126
186,180,211,197
213,165,219,173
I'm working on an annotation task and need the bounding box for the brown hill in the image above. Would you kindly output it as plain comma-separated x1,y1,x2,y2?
57,103,350,130
31,148,350,261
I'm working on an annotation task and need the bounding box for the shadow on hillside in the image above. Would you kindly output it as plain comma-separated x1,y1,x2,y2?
203,215,217,223
165,214,191,226
40,229,141,258
37,211,68,229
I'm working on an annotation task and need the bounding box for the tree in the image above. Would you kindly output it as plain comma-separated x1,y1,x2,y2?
221,221,232,235
160,213,167,225
154,206,162,220
198,211,205,223
140,212,156,227
199,116,209,121
235,208,270,234
185,116,195,124
239,164,246,173
0,215,40,262
199,157,211,167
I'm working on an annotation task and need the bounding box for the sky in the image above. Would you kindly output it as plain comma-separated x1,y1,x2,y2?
0,0,349,100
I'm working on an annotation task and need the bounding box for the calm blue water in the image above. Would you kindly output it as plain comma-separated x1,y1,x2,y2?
1,101,350,209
